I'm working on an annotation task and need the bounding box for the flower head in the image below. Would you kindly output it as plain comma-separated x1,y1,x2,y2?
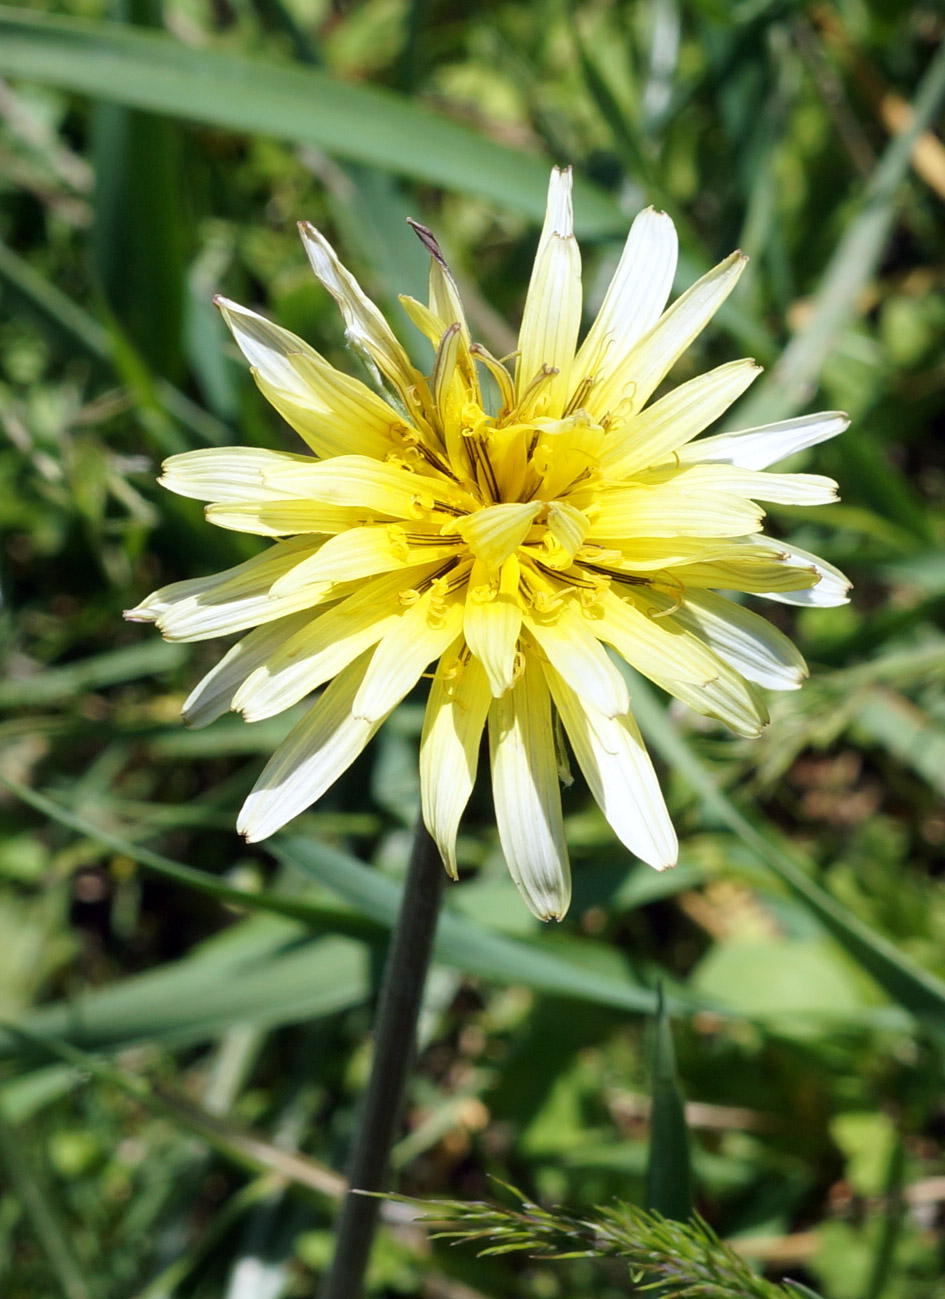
127,168,849,920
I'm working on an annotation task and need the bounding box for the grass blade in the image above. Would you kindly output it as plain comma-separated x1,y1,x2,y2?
645,983,693,1222
627,672,945,1036
0,5,620,234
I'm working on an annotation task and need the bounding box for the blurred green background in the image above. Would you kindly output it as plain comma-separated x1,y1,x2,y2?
1,0,944,1295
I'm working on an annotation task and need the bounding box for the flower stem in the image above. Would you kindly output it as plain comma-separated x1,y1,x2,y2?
318,818,444,1299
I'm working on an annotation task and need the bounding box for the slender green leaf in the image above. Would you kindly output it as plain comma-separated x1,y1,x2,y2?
0,6,620,234
645,983,693,1222
627,672,945,1036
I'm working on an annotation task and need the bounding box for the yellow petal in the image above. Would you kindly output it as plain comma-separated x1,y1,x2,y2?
572,206,678,417
262,454,472,518
597,251,748,422
297,221,419,399
516,167,582,418
124,539,331,642
237,652,381,842
523,609,629,718
592,588,721,686
454,501,541,568
160,446,312,503
352,588,464,723
205,500,381,537
182,611,313,728
488,661,571,920
543,662,677,870
233,569,415,721
419,643,492,877
600,359,761,479
270,527,459,593
588,482,764,539
463,556,523,697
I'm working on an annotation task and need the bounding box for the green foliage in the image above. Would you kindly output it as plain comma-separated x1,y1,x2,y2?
1,0,944,1294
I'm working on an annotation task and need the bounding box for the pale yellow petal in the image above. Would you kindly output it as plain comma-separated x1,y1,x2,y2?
599,359,761,479
592,588,721,686
543,662,677,870
205,500,381,537
454,501,541,569
597,251,748,422
160,447,312,503
182,612,313,728
516,167,582,417
588,482,764,539
489,662,571,920
237,652,381,842
297,221,418,397
678,411,849,471
124,539,330,641
463,556,523,697
635,461,838,507
573,206,678,416
670,590,807,691
352,589,464,723
262,454,473,518
523,610,629,718
233,570,418,721
419,643,492,877
270,526,459,593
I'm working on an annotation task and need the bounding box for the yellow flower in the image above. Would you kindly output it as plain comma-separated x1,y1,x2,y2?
126,168,849,920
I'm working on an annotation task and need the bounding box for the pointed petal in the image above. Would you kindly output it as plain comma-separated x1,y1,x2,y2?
523,610,629,717
352,588,464,723
270,527,457,593
516,167,582,417
419,643,492,877
160,447,312,503
262,454,472,518
182,612,313,727
670,590,807,690
464,556,523,697
237,652,381,841
543,663,677,869
489,661,571,920
678,411,850,470
205,500,382,537
297,221,418,396
123,539,330,641
752,540,851,606
593,588,721,685
215,297,400,459
589,482,765,539
454,501,541,569
233,570,415,721
600,359,761,479
601,251,748,421
636,461,838,507
574,206,678,415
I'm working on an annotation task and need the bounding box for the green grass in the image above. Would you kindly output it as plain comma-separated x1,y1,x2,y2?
1,0,944,1295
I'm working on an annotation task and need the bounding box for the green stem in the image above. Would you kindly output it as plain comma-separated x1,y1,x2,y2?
318,819,444,1299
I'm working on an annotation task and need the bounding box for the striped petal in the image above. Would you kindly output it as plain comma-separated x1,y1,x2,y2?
573,206,678,418
464,556,523,698
298,221,419,397
489,661,570,921
543,663,676,870
237,652,382,842
160,447,312,503
233,570,421,721
522,609,629,718
600,359,761,479
419,644,492,877
352,589,464,723
679,411,850,470
670,590,808,691
516,167,582,417
182,612,314,728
